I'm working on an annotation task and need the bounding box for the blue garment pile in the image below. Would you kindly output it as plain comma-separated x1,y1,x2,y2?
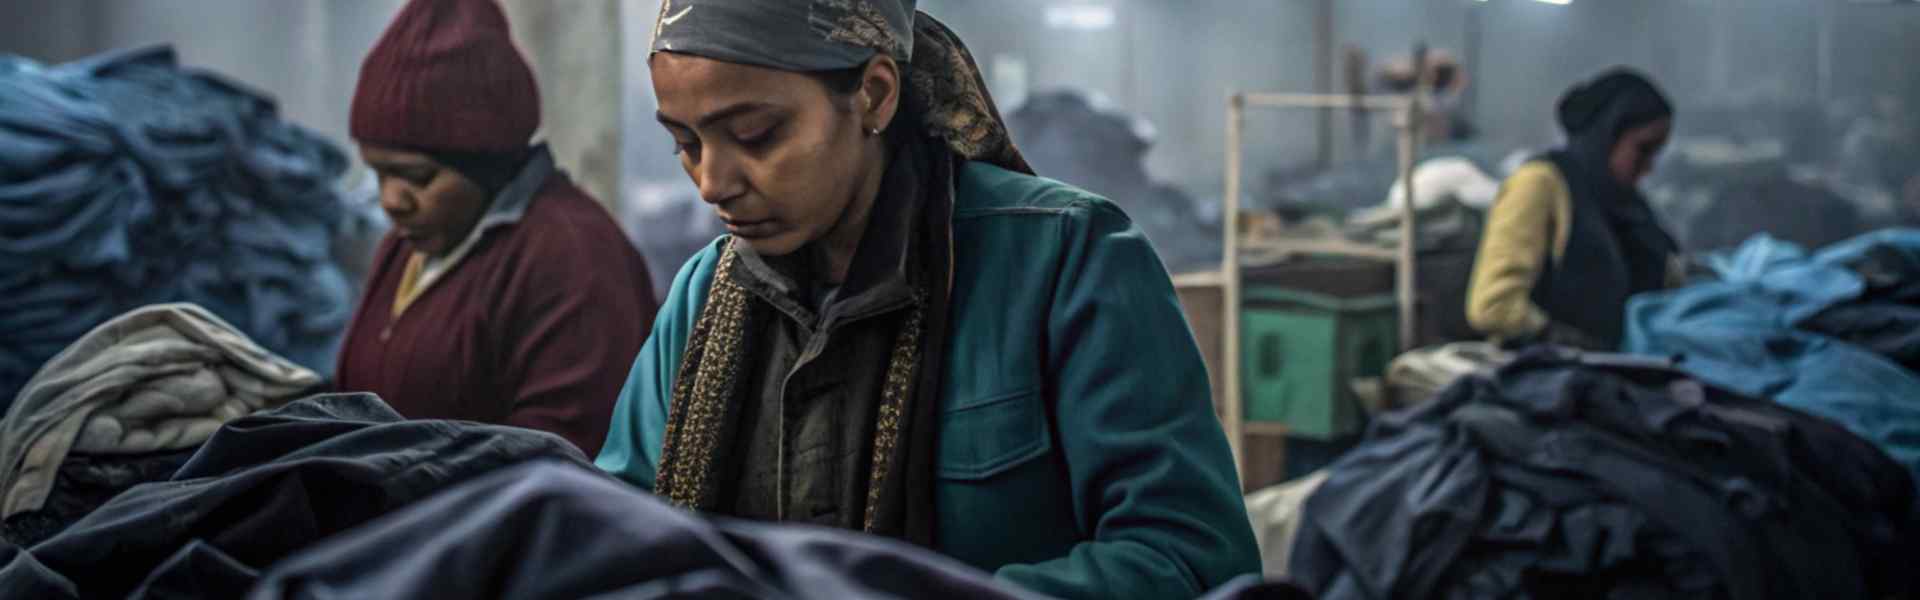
1288,350,1917,599
0,46,351,405
1624,228,1920,480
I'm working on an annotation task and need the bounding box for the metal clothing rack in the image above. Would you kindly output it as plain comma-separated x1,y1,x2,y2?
1218,89,1424,472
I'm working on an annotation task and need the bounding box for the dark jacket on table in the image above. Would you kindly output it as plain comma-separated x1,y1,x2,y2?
0,393,591,599
335,148,656,455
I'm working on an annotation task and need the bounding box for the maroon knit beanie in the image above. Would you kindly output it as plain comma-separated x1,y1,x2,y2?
350,0,540,153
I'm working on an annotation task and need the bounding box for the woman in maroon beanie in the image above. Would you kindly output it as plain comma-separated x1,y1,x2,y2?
333,0,657,456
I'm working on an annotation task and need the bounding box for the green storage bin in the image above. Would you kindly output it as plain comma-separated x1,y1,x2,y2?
1241,288,1398,439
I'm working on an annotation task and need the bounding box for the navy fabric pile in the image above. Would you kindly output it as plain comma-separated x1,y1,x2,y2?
1624,229,1920,479
248,460,1043,600
1797,240,1920,372
0,46,352,406
0,393,591,598
1287,350,1919,600
249,461,1305,600
0,448,196,548
0,392,1307,600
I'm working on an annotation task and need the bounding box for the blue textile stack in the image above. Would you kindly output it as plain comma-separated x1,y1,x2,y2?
1625,229,1920,480
0,46,351,406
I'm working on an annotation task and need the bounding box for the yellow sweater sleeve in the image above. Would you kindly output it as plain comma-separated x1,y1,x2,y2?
1467,162,1571,339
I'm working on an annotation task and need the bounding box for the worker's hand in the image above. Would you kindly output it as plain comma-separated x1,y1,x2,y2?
1497,321,1607,352
1541,321,1609,352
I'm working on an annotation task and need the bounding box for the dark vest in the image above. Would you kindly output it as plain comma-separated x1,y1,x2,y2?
1528,155,1672,348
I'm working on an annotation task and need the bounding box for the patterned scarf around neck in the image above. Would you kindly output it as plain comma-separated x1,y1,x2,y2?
652,240,929,534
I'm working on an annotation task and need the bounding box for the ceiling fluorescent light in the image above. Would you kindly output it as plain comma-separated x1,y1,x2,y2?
1044,5,1116,30
1533,0,1572,4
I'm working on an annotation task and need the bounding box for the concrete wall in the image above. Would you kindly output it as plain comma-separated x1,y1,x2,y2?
500,0,624,206
622,0,677,184
920,0,1320,196
916,0,1920,197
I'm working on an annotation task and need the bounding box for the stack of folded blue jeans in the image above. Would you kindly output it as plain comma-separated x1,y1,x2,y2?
0,46,352,406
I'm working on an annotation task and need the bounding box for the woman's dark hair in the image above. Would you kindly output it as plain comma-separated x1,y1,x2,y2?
807,66,867,97
804,63,919,141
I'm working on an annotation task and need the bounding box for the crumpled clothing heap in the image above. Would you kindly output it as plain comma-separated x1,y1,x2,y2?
249,460,1047,600
0,448,195,547
1625,228,1920,479
0,393,589,599
1797,238,1920,372
0,303,319,520
1007,90,1216,272
250,460,1314,600
1382,341,1511,409
0,45,352,405
1288,349,1919,600
1265,141,1511,214
1244,470,1330,579
1347,156,1500,228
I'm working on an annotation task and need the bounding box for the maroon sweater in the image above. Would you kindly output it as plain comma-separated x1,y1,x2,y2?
336,175,656,455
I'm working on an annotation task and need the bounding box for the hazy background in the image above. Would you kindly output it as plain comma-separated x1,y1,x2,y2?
5,0,1917,267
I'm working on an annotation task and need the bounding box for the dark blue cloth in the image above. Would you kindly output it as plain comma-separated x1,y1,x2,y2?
248,459,1051,600
0,393,590,599
0,448,197,548
0,46,352,406
249,460,1314,599
1287,350,1919,600
1798,241,1920,371
1194,576,1315,600
1623,229,1920,479
0,394,1296,600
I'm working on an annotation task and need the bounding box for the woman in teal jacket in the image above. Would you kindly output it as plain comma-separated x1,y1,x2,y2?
598,2,1258,598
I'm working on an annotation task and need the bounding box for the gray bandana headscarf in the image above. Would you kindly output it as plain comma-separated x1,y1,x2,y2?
652,0,915,72
650,0,1031,174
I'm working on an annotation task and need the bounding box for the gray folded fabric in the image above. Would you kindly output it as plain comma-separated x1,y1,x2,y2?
1383,342,1510,409
0,303,318,517
1244,470,1330,578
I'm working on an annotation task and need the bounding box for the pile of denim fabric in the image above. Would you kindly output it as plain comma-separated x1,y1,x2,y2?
0,46,352,405
1625,228,1920,480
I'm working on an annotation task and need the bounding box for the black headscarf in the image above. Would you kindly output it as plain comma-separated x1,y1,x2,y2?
1556,68,1675,188
1549,68,1679,283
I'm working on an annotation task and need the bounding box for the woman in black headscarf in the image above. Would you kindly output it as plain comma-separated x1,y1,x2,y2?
597,2,1259,599
1467,68,1681,350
